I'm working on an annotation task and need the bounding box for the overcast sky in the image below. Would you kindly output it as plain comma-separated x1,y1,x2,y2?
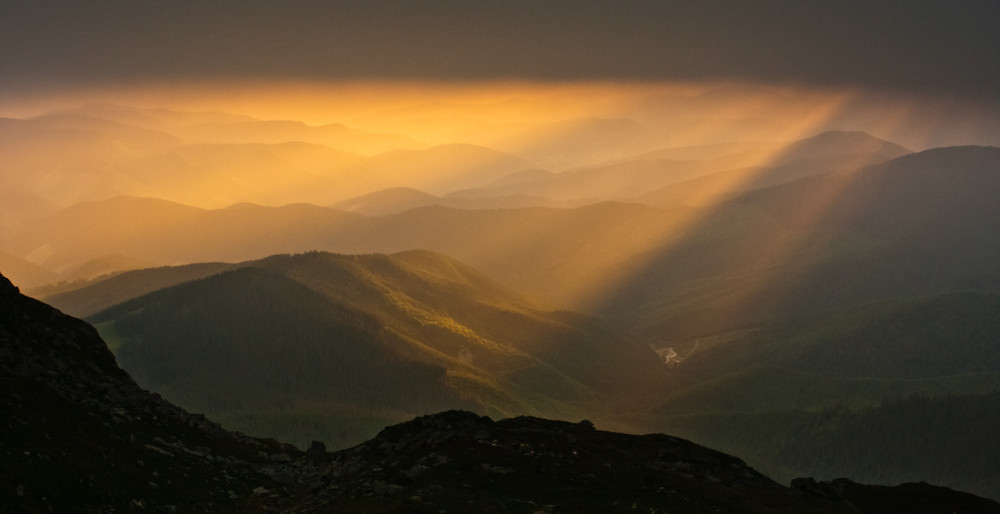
1,1,998,100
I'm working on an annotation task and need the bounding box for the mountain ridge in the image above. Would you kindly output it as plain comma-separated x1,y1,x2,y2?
593,145,1000,338
10,145,997,318
4,273,998,512
83,250,667,448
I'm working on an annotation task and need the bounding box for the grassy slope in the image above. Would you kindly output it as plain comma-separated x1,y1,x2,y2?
642,292,1000,500
90,266,469,448
89,251,666,448
663,393,1000,501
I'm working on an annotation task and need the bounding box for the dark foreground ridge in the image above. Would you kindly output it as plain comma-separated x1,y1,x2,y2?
2,272,998,513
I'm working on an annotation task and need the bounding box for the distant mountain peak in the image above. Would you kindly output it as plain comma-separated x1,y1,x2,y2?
798,129,901,146
775,130,911,164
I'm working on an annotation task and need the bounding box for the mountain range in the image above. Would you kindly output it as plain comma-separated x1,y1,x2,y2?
448,131,909,205
0,109,532,210
12,145,998,321
3,273,998,513
2,98,999,507
82,250,665,448
48,258,1000,500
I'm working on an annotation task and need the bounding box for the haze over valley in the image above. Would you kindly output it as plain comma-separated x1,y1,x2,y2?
3,1,1000,510
3,82,999,504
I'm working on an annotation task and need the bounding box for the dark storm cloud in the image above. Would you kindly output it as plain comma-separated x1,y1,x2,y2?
1,0,997,97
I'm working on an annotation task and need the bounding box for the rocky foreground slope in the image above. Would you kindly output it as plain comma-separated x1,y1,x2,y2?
2,272,998,513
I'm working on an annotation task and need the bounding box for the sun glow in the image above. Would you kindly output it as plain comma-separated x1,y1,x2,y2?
2,78,997,310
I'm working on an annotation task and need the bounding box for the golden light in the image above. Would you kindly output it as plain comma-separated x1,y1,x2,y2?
2,78,996,314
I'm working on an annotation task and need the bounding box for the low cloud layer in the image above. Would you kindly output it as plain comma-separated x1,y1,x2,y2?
2,1,997,99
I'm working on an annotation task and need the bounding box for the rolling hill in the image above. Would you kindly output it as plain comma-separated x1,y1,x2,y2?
331,187,571,216
6,198,364,276
86,250,667,448
6,141,998,503
9,197,695,308
177,119,426,154
361,143,534,195
592,145,1000,339
10,146,998,320
0,106,532,214
36,261,239,317
640,291,1000,500
126,141,381,207
51,103,427,153
449,131,909,206
0,114,179,205
0,250,58,289
636,131,911,208
10,271,997,512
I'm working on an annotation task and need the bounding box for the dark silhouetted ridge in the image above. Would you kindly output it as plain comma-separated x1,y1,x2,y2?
0,272,306,512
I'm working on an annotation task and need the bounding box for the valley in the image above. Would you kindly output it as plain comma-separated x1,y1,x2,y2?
2,90,999,507
4,273,999,512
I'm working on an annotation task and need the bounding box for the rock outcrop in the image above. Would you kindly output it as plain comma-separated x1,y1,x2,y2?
1,273,310,513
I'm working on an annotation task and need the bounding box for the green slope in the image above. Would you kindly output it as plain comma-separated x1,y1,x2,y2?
666,291,1000,381
90,266,468,448
653,366,1000,415
640,292,1000,501
643,292,1000,422
89,251,666,448
662,393,1000,502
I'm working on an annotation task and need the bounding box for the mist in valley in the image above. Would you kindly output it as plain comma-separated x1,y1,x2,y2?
3,1,1000,506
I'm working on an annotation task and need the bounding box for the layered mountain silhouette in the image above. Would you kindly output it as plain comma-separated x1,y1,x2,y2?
36,254,1000,499
10,196,693,305
636,131,911,207
3,273,998,513
37,261,239,317
50,103,426,153
449,131,909,205
1,102,921,219
591,145,1000,338
3,96,999,509
331,187,572,216
643,291,1000,498
0,250,57,290
0,107,536,210
11,145,998,315
362,144,532,195
347,101,661,170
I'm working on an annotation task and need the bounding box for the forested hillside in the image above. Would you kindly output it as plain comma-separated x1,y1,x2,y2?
645,292,1000,500
27,144,1000,501
666,393,1000,502
9,266,997,511
89,251,666,448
